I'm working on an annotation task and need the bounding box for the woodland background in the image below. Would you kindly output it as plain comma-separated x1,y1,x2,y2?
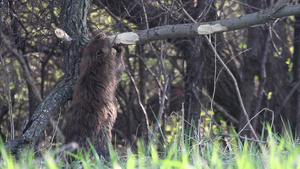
0,0,300,153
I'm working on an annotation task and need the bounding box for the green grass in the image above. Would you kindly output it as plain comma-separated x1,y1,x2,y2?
1,127,300,169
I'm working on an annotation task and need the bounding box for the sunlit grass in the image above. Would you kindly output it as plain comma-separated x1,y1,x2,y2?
1,127,300,169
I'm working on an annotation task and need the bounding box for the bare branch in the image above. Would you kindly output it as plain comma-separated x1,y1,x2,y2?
126,71,151,141
202,89,239,126
107,4,300,45
204,35,259,141
0,31,65,143
0,32,42,102
277,81,300,113
152,77,169,138
252,33,271,130
271,0,290,13
0,54,14,139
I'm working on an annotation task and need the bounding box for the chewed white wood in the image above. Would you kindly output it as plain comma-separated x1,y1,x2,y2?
107,32,139,45
197,24,227,35
55,28,73,42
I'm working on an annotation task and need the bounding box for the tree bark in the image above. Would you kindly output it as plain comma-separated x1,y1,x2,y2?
137,44,149,143
182,0,214,136
184,40,202,134
238,0,266,136
5,0,90,154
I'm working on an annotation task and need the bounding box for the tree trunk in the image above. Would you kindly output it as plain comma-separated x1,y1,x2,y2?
184,40,202,135
5,0,90,154
182,0,215,137
137,44,149,143
239,0,267,136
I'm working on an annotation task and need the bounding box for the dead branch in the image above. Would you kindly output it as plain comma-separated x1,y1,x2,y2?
106,4,300,45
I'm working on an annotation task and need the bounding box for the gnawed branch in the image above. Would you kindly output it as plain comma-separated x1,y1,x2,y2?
106,4,300,45
55,28,73,43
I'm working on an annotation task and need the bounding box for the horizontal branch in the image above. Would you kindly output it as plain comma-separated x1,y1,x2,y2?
107,4,300,45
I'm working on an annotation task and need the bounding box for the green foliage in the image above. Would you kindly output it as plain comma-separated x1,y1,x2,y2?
2,127,300,169
0,138,14,169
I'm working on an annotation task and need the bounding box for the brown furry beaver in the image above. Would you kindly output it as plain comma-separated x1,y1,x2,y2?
64,33,123,159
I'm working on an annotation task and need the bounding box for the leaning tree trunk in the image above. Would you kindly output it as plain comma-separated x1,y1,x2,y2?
5,0,90,154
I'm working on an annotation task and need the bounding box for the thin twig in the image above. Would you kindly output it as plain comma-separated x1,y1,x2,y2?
152,77,169,140
0,32,41,102
171,110,206,141
126,71,151,140
97,1,133,31
190,132,268,154
153,41,170,140
136,54,162,90
211,34,218,122
202,89,239,125
205,35,260,141
0,54,14,140
252,32,270,130
270,0,289,14
238,108,274,138
192,88,220,128
198,133,268,145
277,81,300,113
180,4,241,125
156,0,173,13
179,3,259,139
141,0,149,29
0,31,64,142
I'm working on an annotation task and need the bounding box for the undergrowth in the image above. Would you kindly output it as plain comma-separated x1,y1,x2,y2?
1,125,300,169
